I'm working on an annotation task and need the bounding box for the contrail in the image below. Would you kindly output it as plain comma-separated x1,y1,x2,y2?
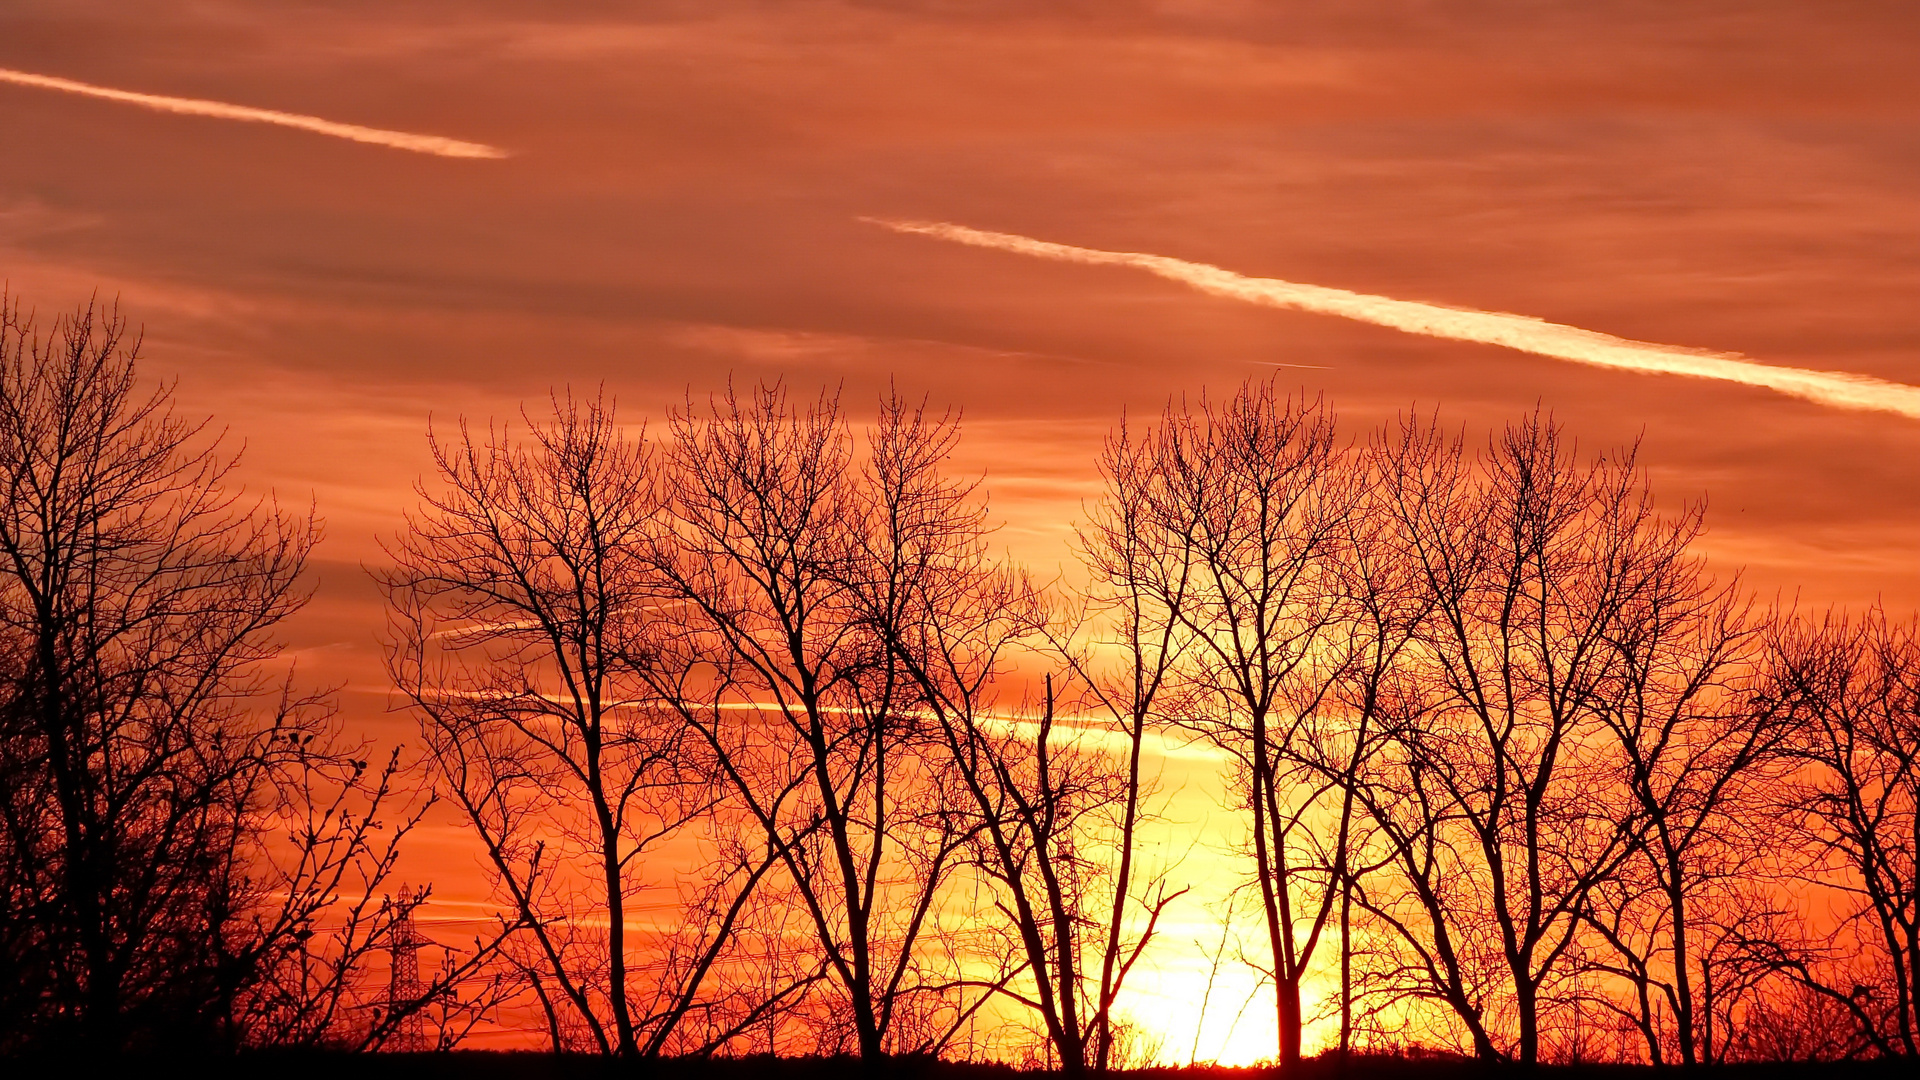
0,67,508,159
872,219,1920,420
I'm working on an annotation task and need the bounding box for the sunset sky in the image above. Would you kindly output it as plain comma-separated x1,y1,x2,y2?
3,0,1918,1058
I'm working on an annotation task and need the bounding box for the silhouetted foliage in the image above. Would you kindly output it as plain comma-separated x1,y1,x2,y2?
0,295,425,1054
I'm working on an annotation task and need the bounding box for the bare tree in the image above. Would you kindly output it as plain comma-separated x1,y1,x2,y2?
1089,379,1360,1066
1623,879,1805,1065
1764,606,1920,1057
1576,564,1781,1065
1054,413,1206,1073
855,395,1184,1075
652,383,979,1060
381,391,769,1057
1305,434,1439,1057
1344,411,1672,1063
0,295,414,1052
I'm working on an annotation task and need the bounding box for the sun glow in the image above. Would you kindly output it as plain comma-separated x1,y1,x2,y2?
1118,943,1346,1067
1122,960,1278,1067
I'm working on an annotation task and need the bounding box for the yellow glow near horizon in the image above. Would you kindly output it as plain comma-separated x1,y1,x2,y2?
1119,950,1348,1066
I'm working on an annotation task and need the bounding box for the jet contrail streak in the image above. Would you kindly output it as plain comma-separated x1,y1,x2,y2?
0,68,508,159
873,218,1920,420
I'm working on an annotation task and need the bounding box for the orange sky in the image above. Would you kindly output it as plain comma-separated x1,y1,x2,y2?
3,0,1918,1059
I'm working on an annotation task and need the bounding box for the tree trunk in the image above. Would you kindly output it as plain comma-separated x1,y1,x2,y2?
1516,979,1539,1065
1668,866,1697,1067
1338,874,1353,1057
1277,974,1304,1069
600,812,637,1056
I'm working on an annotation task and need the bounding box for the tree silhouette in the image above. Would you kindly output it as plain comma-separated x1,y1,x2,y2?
1342,412,1671,1063
1087,381,1359,1067
381,391,784,1056
650,384,982,1060
0,295,414,1053
1766,607,1920,1057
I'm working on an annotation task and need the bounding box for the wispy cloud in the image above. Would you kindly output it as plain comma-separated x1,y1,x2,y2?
872,219,1920,421
0,68,508,160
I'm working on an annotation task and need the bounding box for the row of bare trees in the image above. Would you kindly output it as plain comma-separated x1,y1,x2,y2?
1085,383,1916,1066
381,387,1177,1070
382,378,1914,1066
0,285,1909,1065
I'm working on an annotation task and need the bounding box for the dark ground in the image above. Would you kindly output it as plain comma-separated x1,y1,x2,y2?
127,1052,1914,1080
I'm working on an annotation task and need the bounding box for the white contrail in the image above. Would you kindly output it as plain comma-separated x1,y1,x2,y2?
0,67,508,159
872,218,1920,420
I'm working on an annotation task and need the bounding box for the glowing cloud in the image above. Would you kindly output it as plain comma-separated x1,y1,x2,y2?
0,68,508,160
873,219,1920,421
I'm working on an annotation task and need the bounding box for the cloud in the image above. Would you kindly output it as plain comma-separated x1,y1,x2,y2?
0,67,509,160
872,219,1920,421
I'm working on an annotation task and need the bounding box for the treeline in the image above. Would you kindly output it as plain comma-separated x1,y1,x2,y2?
0,297,1914,1065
